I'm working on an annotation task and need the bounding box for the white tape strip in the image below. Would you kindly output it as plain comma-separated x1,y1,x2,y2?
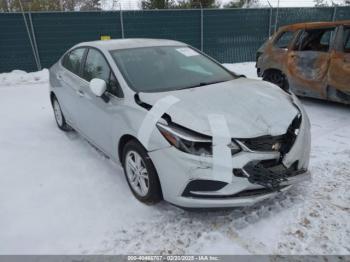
137,95,180,149
208,114,233,184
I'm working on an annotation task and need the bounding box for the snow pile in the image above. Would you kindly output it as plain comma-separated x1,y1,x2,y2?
0,69,49,87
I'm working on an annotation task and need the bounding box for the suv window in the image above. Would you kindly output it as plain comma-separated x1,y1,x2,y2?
344,27,350,53
83,48,123,97
62,48,86,75
294,27,336,52
274,31,294,49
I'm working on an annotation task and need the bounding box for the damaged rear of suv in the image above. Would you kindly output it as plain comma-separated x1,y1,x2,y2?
256,20,350,104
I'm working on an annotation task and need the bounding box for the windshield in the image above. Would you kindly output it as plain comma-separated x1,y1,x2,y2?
110,46,236,93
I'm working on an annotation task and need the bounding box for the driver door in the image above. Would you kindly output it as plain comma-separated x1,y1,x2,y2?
77,48,124,156
286,27,335,99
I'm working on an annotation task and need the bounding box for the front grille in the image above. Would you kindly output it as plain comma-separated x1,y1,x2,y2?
233,160,306,191
238,135,285,152
236,114,302,154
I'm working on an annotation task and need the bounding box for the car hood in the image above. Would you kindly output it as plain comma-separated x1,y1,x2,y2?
138,78,299,138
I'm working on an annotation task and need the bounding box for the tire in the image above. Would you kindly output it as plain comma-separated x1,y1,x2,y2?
52,96,71,131
122,139,162,205
263,70,289,92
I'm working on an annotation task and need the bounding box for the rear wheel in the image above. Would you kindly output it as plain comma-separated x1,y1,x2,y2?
122,140,162,205
263,70,289,92
52,96,71,131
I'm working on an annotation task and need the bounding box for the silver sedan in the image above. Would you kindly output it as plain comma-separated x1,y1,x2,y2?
49,39,311,208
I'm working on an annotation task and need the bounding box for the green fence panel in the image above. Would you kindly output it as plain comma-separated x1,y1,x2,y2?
335,6,350,20
123,10,201,49
0,13,37,73
1,7,350,73
31,11,122,69
203,8,270,63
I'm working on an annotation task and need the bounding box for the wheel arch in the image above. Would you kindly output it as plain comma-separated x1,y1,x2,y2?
262,68,285,78
118,134,140,163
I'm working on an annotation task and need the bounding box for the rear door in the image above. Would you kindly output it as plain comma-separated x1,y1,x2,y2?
286,27,336,99
327,26,350,102
58,47,87,126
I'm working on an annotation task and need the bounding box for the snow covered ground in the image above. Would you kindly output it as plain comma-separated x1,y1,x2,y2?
0,62,349,255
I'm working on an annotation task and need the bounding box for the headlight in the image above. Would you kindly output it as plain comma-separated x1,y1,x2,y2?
156,122,240,156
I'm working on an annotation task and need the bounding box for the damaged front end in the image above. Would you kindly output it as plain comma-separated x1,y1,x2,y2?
233,110,304,192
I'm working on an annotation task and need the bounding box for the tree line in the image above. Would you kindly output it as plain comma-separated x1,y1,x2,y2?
1,0,349,11
0,0,261,11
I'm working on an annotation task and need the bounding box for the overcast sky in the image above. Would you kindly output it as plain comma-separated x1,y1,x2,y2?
102,0,345,10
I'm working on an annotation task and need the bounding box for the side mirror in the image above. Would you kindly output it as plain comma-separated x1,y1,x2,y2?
89,78,107,97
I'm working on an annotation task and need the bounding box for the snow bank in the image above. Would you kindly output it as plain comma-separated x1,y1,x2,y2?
0,69,49,87
223,62,259,79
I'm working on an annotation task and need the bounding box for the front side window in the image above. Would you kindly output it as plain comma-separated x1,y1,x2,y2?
110,46,236,93
62,48,86,75
274,31,294,49
294,27,336,52
82,48,123,97
82,48,110,82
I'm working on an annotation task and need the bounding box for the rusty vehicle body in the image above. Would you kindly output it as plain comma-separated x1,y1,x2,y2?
256,20,350,104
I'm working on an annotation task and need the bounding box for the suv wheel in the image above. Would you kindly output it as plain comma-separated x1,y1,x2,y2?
263,70,289,92
122,140,162,205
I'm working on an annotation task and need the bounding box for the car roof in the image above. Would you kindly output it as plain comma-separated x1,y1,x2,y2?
279,20,350,32
75,38,186,51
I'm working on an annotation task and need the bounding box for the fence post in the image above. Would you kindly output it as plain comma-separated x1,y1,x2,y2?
200,4,203,51
274,0,280,33
120,4,125,38
29,12,41,70
332,5,337,21
267,0,273,37
19,0,40,71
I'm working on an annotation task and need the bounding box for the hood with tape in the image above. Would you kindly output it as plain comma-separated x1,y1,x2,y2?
137,78,300,138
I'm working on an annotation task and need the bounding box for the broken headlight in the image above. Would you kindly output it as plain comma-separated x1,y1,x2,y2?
156,122,240,156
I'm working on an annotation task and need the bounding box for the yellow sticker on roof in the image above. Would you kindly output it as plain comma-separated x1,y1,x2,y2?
100,35,111,41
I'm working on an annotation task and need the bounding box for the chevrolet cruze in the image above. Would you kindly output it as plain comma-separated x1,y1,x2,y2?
49,39,311,208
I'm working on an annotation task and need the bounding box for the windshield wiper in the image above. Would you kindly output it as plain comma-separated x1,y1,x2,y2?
177,80,228,90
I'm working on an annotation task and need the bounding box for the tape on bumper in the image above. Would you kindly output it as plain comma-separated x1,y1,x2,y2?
208,114,233,184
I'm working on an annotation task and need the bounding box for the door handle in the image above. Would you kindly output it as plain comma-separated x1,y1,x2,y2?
76,90,85,97
57,74,62,80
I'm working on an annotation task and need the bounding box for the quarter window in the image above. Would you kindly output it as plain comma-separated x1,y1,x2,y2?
274,31,294,49
62,48,86,75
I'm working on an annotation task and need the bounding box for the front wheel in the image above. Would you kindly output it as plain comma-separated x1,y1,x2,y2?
122,140,162,205
263,70,289,92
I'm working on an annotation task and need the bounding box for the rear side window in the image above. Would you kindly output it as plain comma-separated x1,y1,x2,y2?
274,31,294,49
294,27,336,52
62,48,85,75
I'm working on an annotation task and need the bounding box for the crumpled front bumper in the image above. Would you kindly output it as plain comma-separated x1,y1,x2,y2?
149,97,311,208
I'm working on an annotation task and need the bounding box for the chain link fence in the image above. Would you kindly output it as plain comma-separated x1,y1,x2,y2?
1,6,350,73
